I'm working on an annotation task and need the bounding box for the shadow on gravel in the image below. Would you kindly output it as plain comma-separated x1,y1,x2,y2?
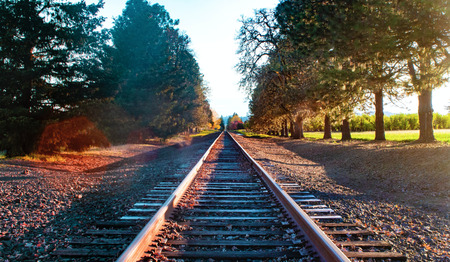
0,176,38,181
4,161,80,173
274,139,450,216
84,132,220,173
0,132,220,261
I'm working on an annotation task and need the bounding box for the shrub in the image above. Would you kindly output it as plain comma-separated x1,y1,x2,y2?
384,114,419,130
433,113,450,129
350,115,375,131
71,101,141,144
37,116,110,155
304,115,324,131
275,113,448,135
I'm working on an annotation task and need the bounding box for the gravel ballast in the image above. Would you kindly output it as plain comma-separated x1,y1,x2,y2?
1,132,448,261
231,133,449,261
0,134,219,261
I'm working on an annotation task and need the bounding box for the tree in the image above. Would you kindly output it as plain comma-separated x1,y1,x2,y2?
236,9,282,96
237,9,316,138
248,70,287,134
111,0,211,139
276,0,406,141
0,0,105,156
397,0,449,142
219,116,225,131
276,0,365,141
227,113,244,130
343,0,404,141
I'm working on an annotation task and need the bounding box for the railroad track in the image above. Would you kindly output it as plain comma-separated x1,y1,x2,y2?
53,132,406,261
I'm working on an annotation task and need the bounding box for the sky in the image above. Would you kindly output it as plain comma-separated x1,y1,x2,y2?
86,0,448,116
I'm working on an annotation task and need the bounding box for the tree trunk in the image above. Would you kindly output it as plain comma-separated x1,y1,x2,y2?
280,123,285,137
283,119,289,137
418,89,435,142
374,89,386,141
292,115,304,139
323,114,332,139
289,121,294,138
298,117,304,139
341,119,351,141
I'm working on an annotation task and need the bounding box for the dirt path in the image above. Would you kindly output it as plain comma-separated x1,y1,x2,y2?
232,133,449,261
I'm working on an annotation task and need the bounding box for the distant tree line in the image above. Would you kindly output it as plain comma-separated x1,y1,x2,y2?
227,113,245,130
0,0,213,156
237,0,449,142
302,113,450,133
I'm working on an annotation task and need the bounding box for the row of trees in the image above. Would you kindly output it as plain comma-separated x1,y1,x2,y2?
0,0,213,156
303,113,450,132
237,0,449,142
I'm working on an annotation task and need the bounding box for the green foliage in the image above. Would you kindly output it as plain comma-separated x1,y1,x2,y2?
303,113,449,133
276,0,371,118
219,117,225,131
433,113,450,129
70,100,141,144
240,0,449,142
0,0,212,156
384,114,419,131
111,0,211,139
0,0,108,156
234,130,274,139
303,116,325,132
351,115,376,132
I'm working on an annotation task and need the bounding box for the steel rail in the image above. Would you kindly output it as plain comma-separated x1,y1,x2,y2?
116,132,223,262
227,131,350,262
117,130,349,261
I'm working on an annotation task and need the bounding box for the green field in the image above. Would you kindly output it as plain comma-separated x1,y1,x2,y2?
303,129,450,142
235,130,274,138
190,130,220,137
236,129,450,143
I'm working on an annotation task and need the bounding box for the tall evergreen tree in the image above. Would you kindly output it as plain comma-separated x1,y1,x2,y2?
0,0,105,156
111,0,211,139
219,116,225,131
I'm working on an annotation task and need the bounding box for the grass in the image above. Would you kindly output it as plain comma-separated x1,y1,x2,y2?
20,153,66,162
0,149,67,161
434,130,450,143
190,129,220,137
303,129,450,143
234,129,276,138
233,129,450,143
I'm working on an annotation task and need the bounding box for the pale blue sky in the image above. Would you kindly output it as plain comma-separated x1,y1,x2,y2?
87,0,449,116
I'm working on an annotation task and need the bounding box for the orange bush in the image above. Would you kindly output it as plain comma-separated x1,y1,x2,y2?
37,117,110,154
